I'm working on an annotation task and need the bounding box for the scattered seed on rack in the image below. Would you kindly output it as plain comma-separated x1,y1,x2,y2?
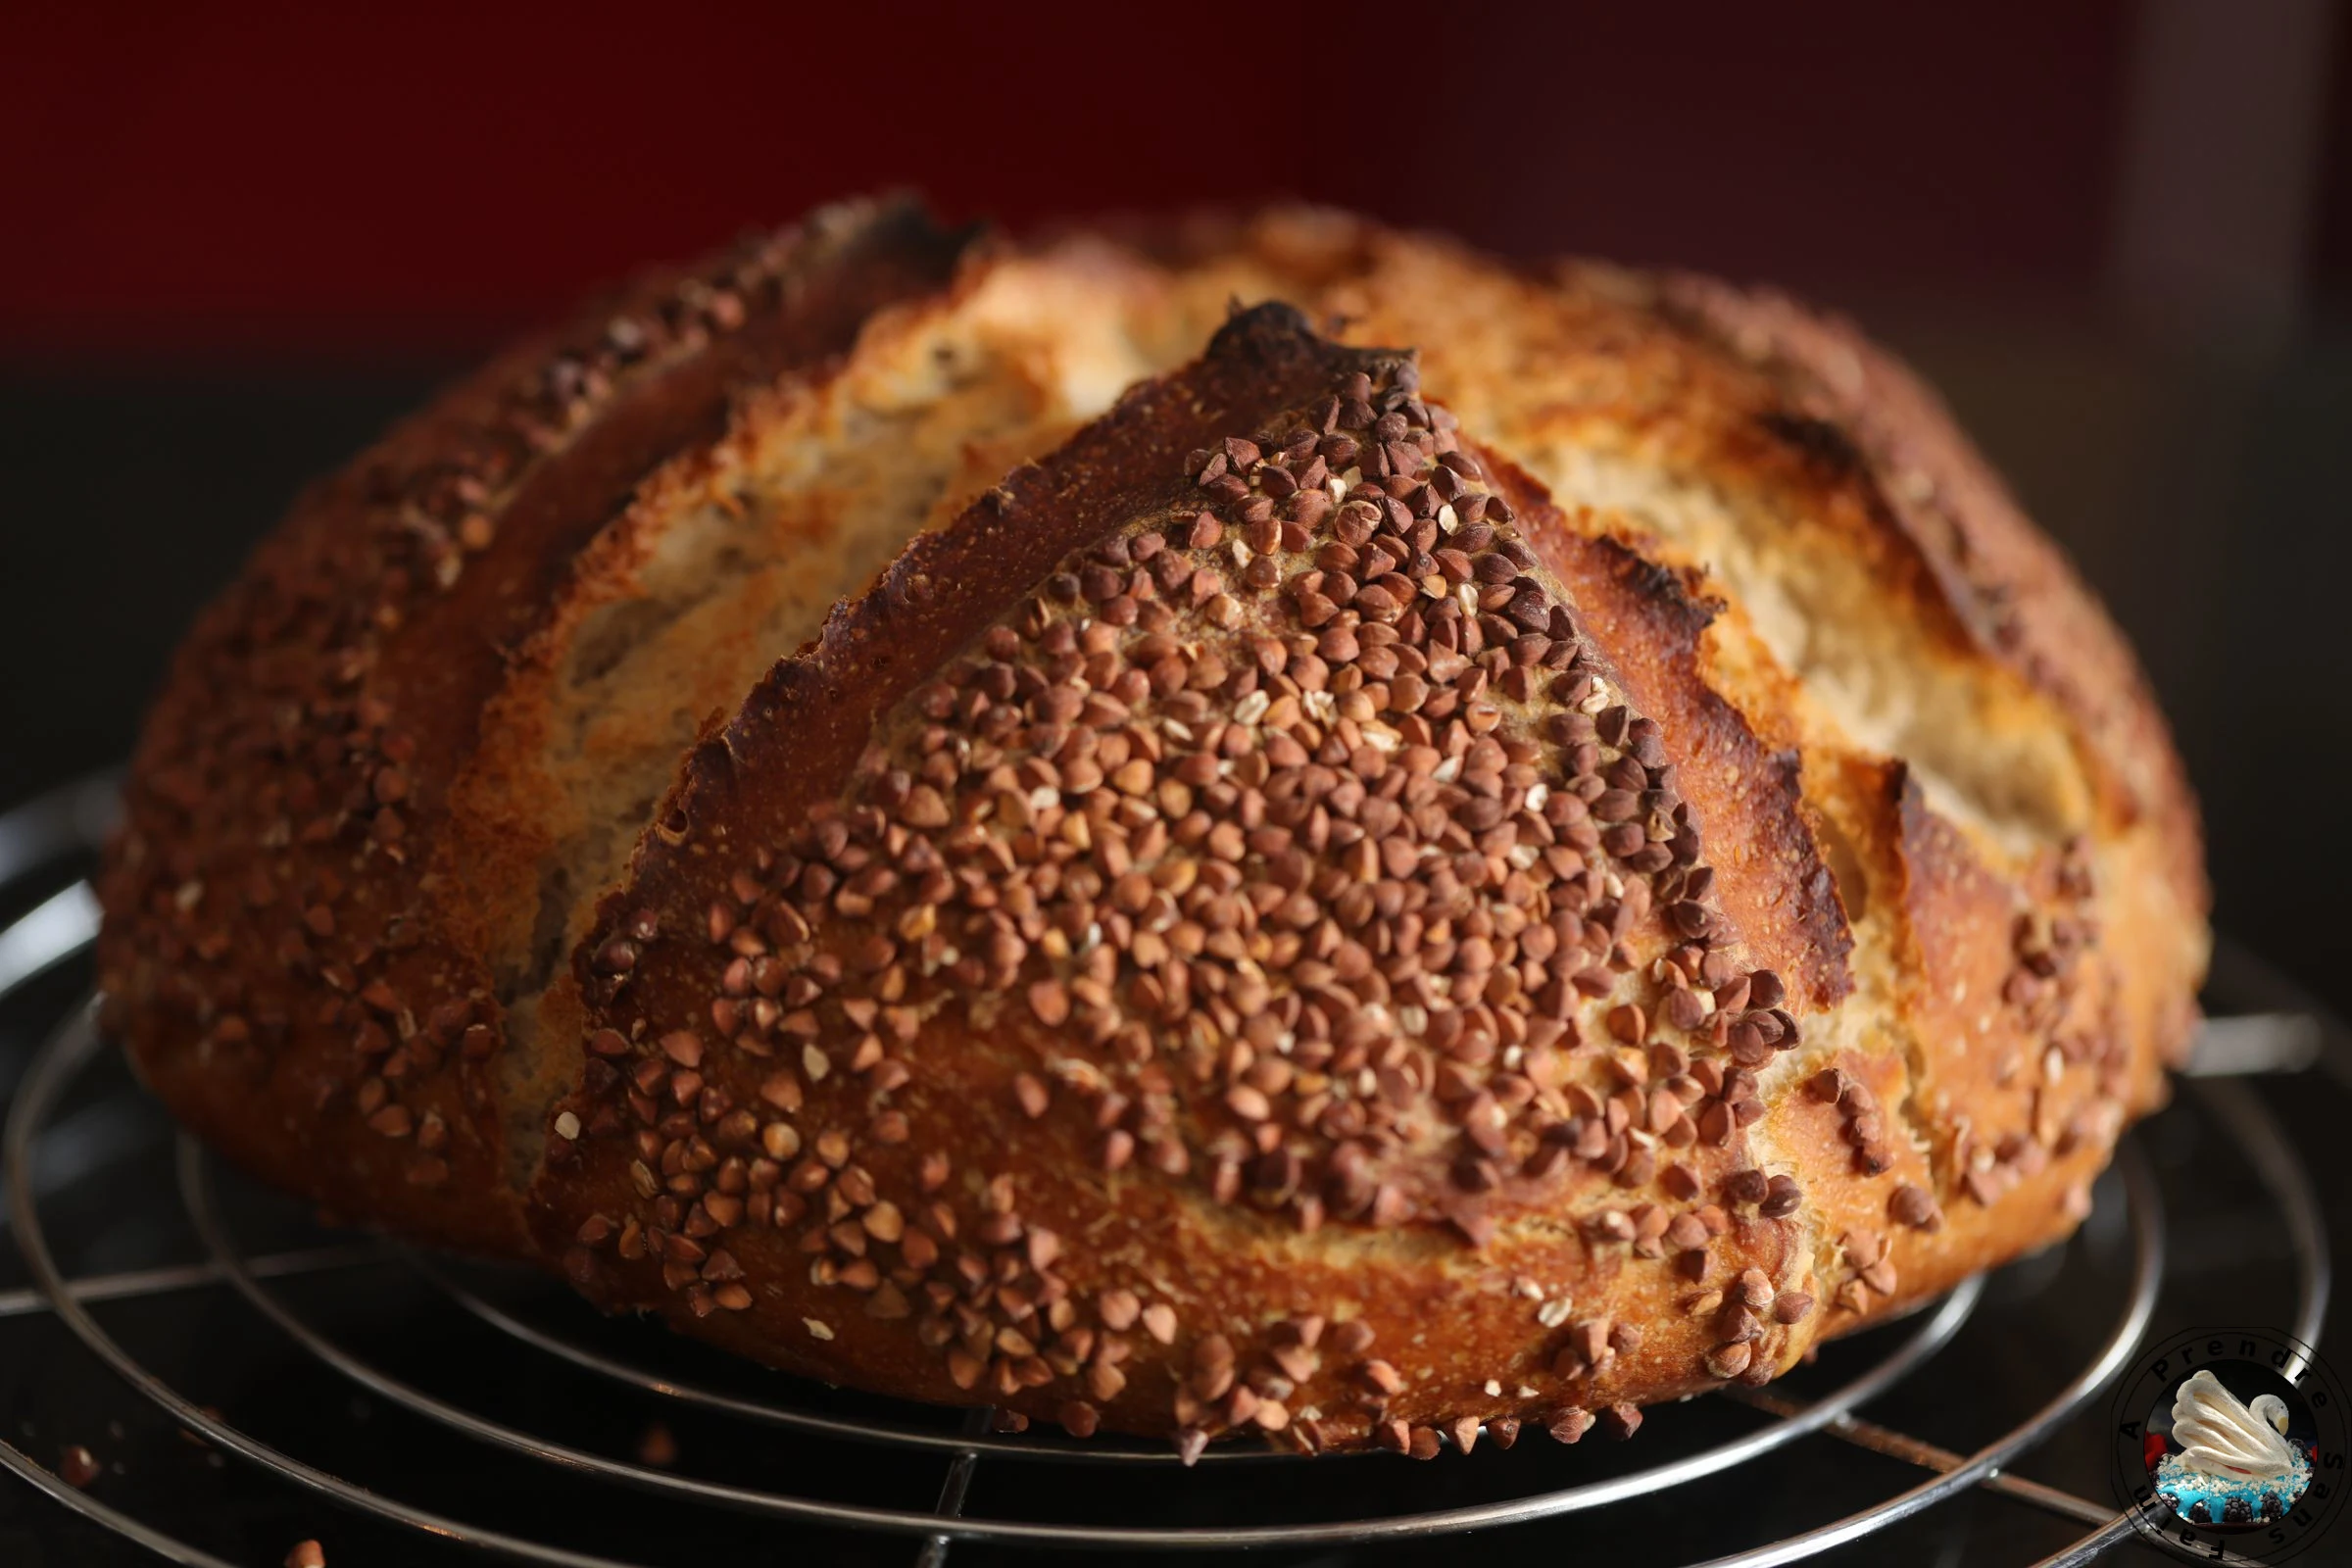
634,1421,678,1467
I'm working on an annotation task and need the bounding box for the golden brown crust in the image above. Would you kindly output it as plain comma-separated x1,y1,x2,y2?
97,199,2206,1458
1532,521,1852,1013
1646,273,2206,916
98,196,975,1251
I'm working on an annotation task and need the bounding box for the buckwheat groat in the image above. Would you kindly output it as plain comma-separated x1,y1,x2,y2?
101,198,2205,1457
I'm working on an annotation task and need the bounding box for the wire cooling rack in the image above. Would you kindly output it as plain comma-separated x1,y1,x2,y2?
0,772,2335,1568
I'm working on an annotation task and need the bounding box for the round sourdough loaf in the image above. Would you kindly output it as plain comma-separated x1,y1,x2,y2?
98,197,2206,1456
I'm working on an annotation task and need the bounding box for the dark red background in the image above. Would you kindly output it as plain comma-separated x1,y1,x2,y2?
6,0,2160,360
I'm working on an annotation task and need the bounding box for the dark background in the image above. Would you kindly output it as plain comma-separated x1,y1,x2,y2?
3,0,2346,995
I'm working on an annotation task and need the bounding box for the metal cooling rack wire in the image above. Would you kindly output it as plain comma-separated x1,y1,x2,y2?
0,769,2328,1565
10,1006,2009,1556
0,770,115,1004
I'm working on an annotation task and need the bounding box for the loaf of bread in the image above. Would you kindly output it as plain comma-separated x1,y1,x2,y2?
98,197,2207,1457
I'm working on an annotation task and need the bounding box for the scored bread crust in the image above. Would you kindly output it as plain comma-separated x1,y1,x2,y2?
97,199,2206,1455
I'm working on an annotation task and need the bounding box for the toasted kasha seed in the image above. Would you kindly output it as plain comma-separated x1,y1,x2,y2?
1027,980,1071,1026
634,1422,679,1467
1759,1174,1804,1218
1545,1405,1593,1445
1600,1402,1643,1441
1012,1073,1051,1118
1890,1182,1943,1231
